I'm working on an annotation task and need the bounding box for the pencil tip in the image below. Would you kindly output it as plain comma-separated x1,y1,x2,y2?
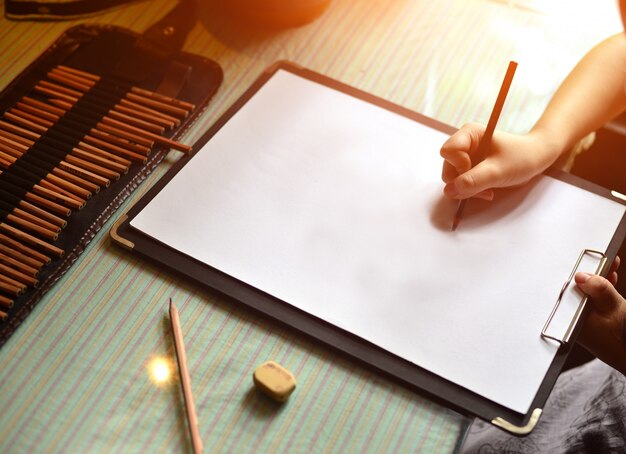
451,218,459,232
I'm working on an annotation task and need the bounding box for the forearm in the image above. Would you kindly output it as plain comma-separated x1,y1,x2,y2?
530,33,626,161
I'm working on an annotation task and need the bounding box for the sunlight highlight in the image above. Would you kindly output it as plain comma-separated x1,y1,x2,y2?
147,356,175,386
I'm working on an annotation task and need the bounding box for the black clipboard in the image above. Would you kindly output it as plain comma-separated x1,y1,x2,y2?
110,61,626,434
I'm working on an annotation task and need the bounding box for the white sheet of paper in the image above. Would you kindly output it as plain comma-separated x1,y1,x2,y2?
131,70,625,414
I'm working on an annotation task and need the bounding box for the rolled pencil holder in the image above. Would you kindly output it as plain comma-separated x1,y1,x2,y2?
0,23,223,346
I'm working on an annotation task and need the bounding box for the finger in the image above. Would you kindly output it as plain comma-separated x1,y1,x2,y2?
440,126,474,157
442,162,497,189
611,256,621,274
449,161,501,199
443,182,495,200
474,189,495,201
442,160,460,183
440,148,472,177
440,125,483,176
575,272,623,313
607,257,620,286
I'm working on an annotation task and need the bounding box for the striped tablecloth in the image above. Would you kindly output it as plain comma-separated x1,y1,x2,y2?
0,0,620,452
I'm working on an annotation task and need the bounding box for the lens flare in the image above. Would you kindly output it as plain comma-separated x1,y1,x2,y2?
147,357,174,386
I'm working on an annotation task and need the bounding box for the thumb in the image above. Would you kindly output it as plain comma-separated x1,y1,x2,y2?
575,272,623,313
446,161,500,199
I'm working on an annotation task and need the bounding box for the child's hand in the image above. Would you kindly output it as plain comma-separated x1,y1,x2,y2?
440,123,559,201
575,257,626,376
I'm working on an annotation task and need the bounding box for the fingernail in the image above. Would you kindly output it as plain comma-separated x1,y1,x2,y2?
576,272,591,283
444,184,459,198
475,190,494,201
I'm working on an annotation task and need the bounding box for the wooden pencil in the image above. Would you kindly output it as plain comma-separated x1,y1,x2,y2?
57,65,98,81
37,179,87,206
0,168,82,212
22,96,67,116
169,300,203,454
0,191,66,231
95,123,154,149
82,133,148,163
15,101,60,122
86,129,152,156
38,84,166,134
42,72,183,128
52,167,101,194
105,109,165,134
131,86,196,112
0,295,13,309
2,112,123,181
71,147,129,174
0,64,199,322
0,211,58,241
36,84,185,147
38,84,167,133
0,251,40,277
0,233,52,265
63,154,121,181
114,103,177,129
46,92,177,130
0,127,111,189
6,206,60,233
1,178,71,216
0,147,89,203
53,66,195,112
0,222,64,258
0,262,38,287
0,238,49,267
124,93,189,118
100,117,190,153
77,141,133,167
9,108,52,128
1,169,85,210
19,200,67,228
119,99,181,126
451,61,518,231
0,275,26,296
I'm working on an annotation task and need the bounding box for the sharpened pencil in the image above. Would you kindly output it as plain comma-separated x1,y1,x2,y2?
169,299,203,454
451,61,518,231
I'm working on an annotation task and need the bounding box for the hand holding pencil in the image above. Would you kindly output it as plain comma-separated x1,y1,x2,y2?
444,61,517,230
441,122,558,200
441,61,568,230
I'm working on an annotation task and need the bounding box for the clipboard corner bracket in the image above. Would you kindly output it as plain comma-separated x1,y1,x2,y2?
110,214,135,250
491,408,542,435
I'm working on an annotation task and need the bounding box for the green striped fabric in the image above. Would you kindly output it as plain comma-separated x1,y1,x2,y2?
0,0,620,451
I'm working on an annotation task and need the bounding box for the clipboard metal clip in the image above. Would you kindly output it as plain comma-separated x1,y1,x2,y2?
541,249,607,346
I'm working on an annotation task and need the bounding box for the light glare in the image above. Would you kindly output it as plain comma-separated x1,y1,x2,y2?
148,357,174,385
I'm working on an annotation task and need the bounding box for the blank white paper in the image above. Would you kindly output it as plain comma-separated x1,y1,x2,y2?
131,69,625,414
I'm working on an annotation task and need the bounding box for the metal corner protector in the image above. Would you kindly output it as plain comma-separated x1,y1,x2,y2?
491,408,542,435
110,214,135,250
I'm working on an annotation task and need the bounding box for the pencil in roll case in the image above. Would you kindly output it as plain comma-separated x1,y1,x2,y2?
0,22,223,346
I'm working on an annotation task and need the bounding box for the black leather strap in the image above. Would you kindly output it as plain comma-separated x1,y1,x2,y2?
110,0,196,82
5,0,139,20
6,0,198,86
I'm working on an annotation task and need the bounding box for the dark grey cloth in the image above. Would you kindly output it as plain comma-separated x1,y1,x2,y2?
461,359,626,453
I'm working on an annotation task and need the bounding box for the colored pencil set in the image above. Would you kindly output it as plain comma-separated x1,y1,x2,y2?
0,65,195,320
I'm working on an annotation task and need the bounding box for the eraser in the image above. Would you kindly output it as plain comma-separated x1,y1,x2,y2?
253,360,296,402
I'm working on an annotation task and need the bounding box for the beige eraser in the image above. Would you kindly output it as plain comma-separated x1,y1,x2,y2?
253,360,296,402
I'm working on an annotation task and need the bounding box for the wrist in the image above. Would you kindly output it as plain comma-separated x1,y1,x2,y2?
520,128,566,176
526,127,568,169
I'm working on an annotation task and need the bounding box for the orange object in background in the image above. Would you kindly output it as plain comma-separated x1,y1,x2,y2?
222,0,332,28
